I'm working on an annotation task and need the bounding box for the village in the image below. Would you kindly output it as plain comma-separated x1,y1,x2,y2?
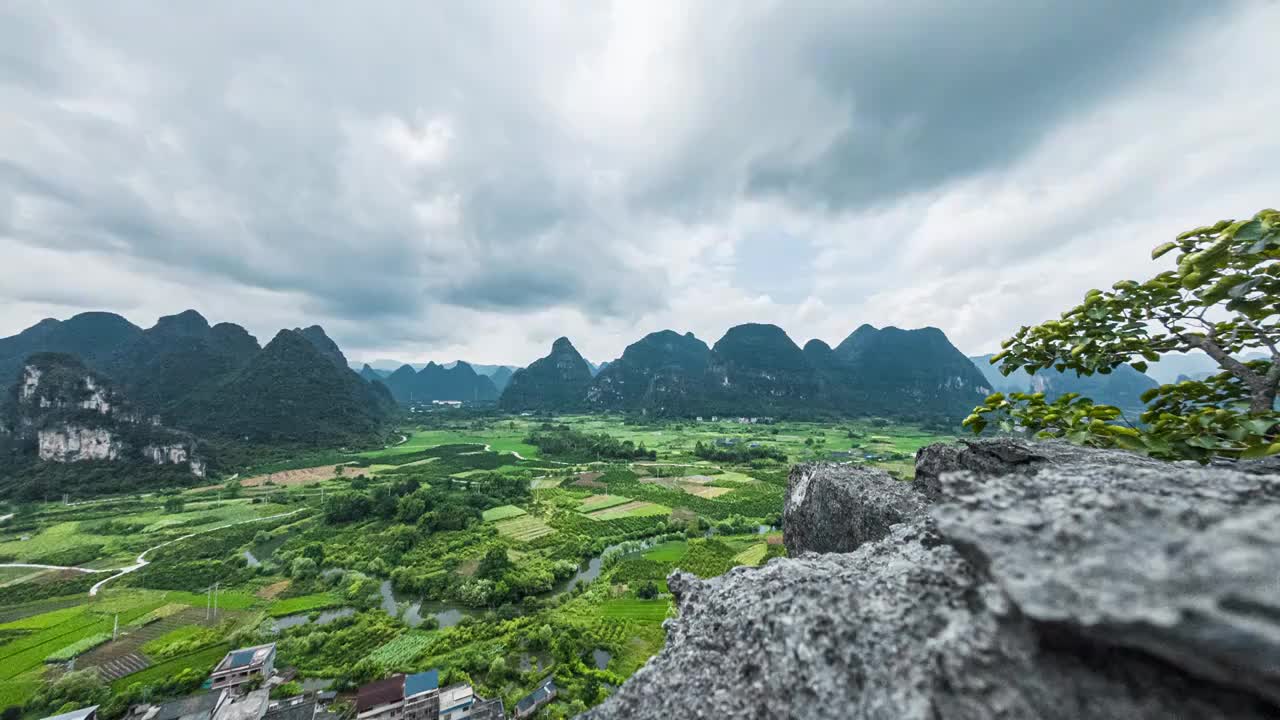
36,643,558,720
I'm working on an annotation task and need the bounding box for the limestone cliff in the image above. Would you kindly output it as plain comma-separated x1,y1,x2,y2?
7,353,205,476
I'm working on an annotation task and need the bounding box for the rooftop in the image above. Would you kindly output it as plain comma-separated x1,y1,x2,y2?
404,670,439,698
438,684,474,713
515,678,556,712
212,690,270,720
40,706,99,720
215,643,276,673
356,675,404,713
153,692,226,720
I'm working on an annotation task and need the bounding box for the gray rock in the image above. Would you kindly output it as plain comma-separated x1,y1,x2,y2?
783,463,929,555
935,460,1280,707
578,441,1280,719
912,438,1164,500
580,521,1272,720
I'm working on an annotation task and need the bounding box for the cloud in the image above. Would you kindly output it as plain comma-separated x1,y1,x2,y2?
0,1,1274,366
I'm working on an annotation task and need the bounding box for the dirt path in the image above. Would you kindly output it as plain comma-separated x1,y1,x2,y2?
0,508,308,596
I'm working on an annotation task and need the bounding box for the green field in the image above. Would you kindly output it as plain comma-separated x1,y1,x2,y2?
587,501,671,521
481,505,528,522
266,593,343,617
0,412,952,716
599,599,671,622
576,495,632,513
642,541,688,563
494,516,554,541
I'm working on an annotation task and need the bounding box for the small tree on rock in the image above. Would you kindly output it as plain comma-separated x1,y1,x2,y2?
966,209,1280,461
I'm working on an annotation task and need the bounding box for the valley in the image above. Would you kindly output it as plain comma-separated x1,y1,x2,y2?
0,414,954,719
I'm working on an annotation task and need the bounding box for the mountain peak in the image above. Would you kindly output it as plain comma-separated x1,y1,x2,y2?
551,336,578,354
152,309,211,337
295,325,348,369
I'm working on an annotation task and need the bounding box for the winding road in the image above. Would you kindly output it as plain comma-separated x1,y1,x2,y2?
0,508,308,597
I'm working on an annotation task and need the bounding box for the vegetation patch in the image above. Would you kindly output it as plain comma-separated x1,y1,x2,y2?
598,599,671,622
576,495,632,513
481,505,528,522
494,516,555,542
45,631,112,662
682,485,732,498
367,631,434,669
267,593,343,617
732,543,768,566
642,541,688,563
586,501,670,521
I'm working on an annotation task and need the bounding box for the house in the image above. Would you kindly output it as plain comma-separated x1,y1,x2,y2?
133,691,230,720
513,678,556,719
41,706,99,720
356,675,407,720
464,699,504,720
356,672,499,720
264,696,316,720
210,643,276,693
437,684,475,720
212,690,270,720
403,670,441,720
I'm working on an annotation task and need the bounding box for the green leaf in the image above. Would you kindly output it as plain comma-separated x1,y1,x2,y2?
1151,241,1178,259
1130,360,1148,373
1234,219,1264,244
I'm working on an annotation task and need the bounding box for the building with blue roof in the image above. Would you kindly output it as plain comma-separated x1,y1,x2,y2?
210,643,276,693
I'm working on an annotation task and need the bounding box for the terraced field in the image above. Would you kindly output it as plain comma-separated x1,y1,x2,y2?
586,501,670,521
732,543,768,566
495,516,555,541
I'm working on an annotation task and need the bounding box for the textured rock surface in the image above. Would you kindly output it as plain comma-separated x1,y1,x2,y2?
579,441,1280,719
783,463,928,555
936,458,1280,707
38,425,120,461
912,437,1165,501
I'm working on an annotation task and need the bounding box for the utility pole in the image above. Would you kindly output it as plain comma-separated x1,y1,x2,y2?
206,584,212,620
113,613,119,641
213,582,219,619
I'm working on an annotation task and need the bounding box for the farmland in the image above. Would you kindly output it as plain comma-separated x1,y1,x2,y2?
0,413,951,719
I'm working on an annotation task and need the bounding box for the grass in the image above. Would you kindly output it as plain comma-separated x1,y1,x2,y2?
0,607,108,679
494,516,555,542
154,589,258,610
531,477,563,489
587,501,671,521
576,495,632,513
642,541,688,563
732,543,768,567
267,593,343,617
598,599,671,622
112,643,230,692
481,505,528,522
45,631,111,662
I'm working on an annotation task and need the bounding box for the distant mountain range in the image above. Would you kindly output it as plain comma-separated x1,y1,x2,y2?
0,310,397,470
968,354,1157,419
501,323,991,421
349,360,521,398
371,361,500,404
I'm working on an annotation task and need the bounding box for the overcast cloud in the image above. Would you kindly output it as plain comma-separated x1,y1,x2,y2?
1,1,1276,366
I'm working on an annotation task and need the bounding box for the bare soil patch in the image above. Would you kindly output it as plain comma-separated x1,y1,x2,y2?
257,580,291,599
682,485,732,498
572,472,605,489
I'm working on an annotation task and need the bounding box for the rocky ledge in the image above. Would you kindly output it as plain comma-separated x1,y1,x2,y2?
579,439,1280,719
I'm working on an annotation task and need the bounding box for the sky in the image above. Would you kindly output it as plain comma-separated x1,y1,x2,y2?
1,2,1277,367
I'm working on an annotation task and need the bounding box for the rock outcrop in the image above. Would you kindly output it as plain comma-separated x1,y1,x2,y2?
580,439,1280,719
783,463,928,555
9,353,206,475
